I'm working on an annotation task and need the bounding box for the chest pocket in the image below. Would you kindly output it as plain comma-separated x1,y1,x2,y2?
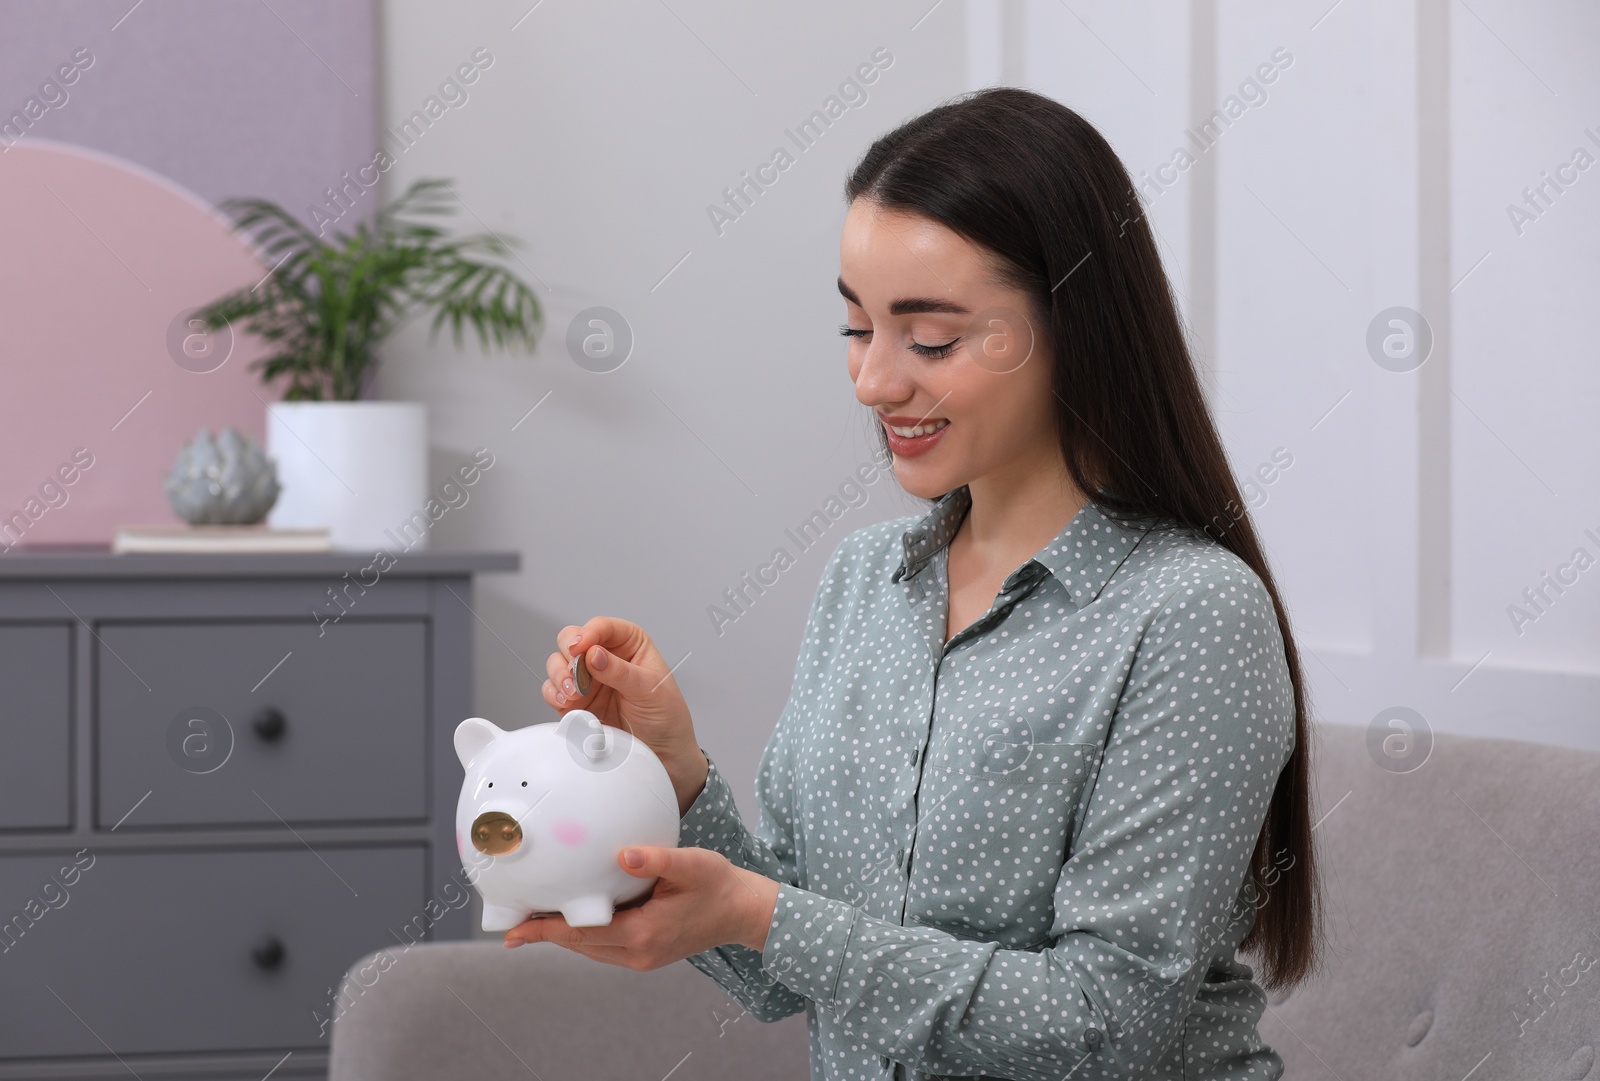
908,730,1100,946
931,722,1100,786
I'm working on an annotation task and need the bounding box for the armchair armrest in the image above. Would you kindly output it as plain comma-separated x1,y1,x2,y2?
327,942,808,1081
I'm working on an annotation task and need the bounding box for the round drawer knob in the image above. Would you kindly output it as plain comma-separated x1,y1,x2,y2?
253,709,287,742
251,935,286,970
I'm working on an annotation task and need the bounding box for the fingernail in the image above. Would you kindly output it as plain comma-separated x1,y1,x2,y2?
622,847,644,867
567,636,583,651
562,677,577,696
590,647,609,671
556,692,567,706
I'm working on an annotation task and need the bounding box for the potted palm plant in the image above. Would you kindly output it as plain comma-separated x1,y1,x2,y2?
195,177,542,550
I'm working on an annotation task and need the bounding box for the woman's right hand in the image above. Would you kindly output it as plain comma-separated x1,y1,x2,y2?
543,617,708,814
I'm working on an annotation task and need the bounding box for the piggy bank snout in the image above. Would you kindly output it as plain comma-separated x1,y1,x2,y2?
471,810,523,856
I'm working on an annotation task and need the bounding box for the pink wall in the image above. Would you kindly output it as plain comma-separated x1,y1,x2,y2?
0,140,281,545
0,0,375,548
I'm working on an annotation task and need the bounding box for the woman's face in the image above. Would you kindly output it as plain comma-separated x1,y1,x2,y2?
839,198,1057,501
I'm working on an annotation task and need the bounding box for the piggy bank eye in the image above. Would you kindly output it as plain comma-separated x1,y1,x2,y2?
487,782,494,788
521,781,528,787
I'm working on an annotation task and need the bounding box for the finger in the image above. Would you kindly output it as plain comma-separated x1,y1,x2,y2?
563,617,648,664
617,844,678,879
505,908,638,948
580,641,671,702
555,624,587,662
504,921,536,947
504,915,562,947
547,646,579,697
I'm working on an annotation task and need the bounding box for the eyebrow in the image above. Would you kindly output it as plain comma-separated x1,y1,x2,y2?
837,277,971,316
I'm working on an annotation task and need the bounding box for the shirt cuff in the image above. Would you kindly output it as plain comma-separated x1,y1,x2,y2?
759,881,858,1006
677,751,747,862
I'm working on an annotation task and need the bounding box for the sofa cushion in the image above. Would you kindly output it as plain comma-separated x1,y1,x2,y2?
1262,722,1600,1080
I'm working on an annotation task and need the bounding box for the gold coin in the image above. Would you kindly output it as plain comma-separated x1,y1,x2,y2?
570,650,593,696
471,811,522,855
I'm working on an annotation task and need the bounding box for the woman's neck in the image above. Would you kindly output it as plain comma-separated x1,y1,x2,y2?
954,457,1088,569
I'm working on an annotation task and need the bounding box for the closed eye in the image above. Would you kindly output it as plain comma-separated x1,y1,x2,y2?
838,324,960,359
910,337,959,359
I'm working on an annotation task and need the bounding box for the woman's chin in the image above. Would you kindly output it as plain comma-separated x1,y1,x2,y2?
891,461,963,501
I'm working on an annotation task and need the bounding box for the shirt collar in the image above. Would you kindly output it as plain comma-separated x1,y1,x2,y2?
891,484,1154,608
891,486,971,586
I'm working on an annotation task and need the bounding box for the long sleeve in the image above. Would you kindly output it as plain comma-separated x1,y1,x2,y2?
754,566,1297,1080
676,540,853,1022
679,738,808,1021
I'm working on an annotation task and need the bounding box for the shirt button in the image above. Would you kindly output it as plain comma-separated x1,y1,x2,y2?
1084,1026,1104,1051
910,747,920,766
894,848,905,870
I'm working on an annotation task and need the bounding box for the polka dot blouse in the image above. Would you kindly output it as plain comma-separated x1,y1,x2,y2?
679,483,1296,1081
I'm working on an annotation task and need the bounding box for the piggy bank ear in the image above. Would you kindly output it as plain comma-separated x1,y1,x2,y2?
454,717,503,768
556,709,613,761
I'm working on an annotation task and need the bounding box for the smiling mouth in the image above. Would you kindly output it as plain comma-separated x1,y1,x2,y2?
883,418,949,438
879,416,951,459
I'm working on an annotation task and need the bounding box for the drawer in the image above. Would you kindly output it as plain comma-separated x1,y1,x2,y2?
0,624,72,829
0,845,426,1059
96,620,427,828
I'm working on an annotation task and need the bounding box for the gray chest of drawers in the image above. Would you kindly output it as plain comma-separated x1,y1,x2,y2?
0,548,518,1080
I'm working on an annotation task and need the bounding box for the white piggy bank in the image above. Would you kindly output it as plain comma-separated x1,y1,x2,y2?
454,710,680,930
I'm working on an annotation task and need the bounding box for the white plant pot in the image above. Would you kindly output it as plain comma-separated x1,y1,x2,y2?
265,401,428,551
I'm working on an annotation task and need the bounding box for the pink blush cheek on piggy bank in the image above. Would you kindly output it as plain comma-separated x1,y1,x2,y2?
551,819,589,847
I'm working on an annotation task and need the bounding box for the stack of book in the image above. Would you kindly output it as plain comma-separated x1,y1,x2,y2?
112,525,333,554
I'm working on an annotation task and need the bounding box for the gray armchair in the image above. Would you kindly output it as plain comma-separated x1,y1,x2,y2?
1262,720,1600,1079
325,937,808,1080
328,722,1600,1080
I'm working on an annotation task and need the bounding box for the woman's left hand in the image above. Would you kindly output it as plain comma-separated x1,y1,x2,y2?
502,846,781,969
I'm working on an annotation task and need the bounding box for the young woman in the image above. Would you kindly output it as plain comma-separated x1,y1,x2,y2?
507,86,1325,1081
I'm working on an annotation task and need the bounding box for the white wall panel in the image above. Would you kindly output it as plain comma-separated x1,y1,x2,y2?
1449,0,1600,676
1017,0,1598,748
1213,0,1413,664
1024,1,1196,314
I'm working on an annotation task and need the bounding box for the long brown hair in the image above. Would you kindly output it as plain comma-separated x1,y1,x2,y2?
846,87,1323,991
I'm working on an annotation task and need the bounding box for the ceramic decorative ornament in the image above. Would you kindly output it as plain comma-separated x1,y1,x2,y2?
454,711,680,930
164,426,281,525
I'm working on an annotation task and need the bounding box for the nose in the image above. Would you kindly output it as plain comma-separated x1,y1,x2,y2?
851,337,913,410
471,810,523,855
